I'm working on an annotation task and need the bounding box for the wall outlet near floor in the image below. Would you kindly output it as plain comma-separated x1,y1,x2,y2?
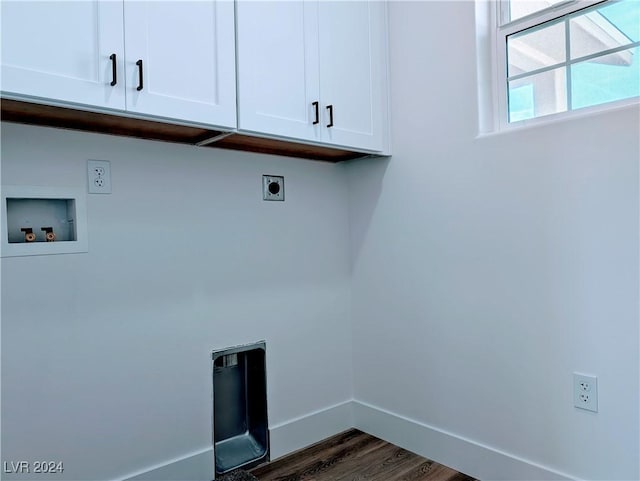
88,160,112,194
263,175,284,201
573,373,598,412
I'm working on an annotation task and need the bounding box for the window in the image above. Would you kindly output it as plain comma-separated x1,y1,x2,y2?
496,0,640,126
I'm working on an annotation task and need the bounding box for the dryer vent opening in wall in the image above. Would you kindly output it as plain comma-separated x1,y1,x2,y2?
212,342,269,476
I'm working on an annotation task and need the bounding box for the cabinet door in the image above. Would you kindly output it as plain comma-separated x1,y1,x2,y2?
123,1,236,128
236,0,320,141
1,1,125,109
318,1,387,152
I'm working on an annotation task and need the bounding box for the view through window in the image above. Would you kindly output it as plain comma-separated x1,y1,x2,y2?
501,0,639,123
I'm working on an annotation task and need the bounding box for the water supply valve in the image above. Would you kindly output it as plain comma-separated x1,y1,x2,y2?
41,227,56,242
20,228,36,243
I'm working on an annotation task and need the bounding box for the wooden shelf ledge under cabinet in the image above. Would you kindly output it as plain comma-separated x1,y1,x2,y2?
1,99,369,163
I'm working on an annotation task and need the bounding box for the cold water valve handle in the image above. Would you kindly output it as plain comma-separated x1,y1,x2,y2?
41,227,56,242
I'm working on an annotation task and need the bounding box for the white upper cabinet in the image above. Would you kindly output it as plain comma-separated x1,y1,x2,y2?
317,1,386,152
236,0,389,153
1,1,126,110
123,1,236,127
1,1,236,129
236,1,320,142
2,0,388,155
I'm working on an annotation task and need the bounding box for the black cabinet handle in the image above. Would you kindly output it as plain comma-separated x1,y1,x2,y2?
326,104,334,128
312,101,319,125
109,53,117,86
136,59,144,91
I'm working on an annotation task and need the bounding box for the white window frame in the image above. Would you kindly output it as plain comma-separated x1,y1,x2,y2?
493,0,640,130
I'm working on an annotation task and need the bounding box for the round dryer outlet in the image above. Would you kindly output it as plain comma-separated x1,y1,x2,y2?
262,175,284,201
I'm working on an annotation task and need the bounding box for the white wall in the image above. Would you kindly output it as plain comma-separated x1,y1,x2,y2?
348,1,639,480
2,3,639,480
0,123,353,481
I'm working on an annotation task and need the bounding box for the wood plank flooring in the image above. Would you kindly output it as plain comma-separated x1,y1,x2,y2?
250,429,478,481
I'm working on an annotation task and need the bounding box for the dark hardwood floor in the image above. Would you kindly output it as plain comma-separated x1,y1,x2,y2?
250,429,478,481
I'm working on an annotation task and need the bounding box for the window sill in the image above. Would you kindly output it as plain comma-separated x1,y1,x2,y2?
475,98,640,140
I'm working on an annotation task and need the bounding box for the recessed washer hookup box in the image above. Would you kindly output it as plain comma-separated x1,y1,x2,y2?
1,186,88,257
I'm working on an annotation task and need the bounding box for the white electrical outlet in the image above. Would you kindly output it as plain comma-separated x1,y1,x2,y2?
88,160,112,194
573,373,598,412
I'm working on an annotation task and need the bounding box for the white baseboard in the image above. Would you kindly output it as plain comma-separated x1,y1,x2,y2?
118,400,353,481
119,400,573,481
268,400,354,460
353,400,575,481
121,447,213,481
